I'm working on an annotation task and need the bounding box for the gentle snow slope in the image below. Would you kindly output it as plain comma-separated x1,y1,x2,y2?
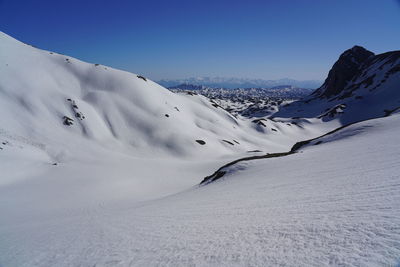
0,31,305,159
0,31,330,206
1,114,399,266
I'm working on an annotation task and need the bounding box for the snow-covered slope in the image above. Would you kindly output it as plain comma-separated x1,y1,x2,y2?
0,31,293,160
0,32,333,207
1,113,399,266
0,31,336,205
1,32,399,266
0,31,332,225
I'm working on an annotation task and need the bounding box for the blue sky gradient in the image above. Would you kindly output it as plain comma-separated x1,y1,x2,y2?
1,0,399,81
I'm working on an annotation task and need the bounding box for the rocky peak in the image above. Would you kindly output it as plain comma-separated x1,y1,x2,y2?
313,46,374,98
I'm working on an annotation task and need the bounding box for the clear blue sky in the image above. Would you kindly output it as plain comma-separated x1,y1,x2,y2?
1,0,399,81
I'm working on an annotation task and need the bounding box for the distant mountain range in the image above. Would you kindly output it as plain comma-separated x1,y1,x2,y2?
158,77,322,89
169,84,313,99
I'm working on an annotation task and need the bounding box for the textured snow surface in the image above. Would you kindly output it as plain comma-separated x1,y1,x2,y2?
1,115,400,266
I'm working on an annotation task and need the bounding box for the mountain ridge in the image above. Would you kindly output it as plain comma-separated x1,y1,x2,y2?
276,45,400,124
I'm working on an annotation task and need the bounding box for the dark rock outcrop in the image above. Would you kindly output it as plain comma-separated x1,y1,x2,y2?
137,75,147,82
313,46,374,98
195,140,206,145
63,116,74,126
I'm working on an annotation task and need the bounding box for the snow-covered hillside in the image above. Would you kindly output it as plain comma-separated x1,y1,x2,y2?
1,31,400,266
0,31,329,224
0,31,287,159
2,113,400,266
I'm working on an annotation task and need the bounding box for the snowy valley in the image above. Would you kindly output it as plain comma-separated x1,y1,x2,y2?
0,31,400,266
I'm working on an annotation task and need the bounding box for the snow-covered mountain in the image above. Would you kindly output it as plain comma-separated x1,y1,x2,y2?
199,45,400,185
0,31,324,205
158,77,322,89
276,45,400,124
1,31,400,267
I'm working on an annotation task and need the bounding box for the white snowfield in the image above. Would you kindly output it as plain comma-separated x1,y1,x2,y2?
1,31,400,266
1,114,400,267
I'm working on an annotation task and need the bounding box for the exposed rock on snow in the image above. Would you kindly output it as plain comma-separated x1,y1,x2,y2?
62,116,74,126
195,140,206,145
137,75,147,81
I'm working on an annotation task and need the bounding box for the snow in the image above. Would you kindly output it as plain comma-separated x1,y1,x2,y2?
1,115,400,266
0,30,330,200
0,31,400,266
